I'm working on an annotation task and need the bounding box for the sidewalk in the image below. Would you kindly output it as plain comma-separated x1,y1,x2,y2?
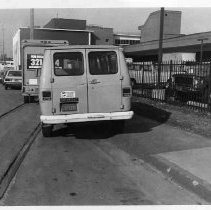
132,96,211,202
132,96,211,138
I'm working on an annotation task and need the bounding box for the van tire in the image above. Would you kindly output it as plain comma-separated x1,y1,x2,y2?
24,96,29,103
5,85,8,90
42,124,53,137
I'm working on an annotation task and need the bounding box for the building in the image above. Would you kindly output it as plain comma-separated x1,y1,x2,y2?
44,18,87,30
14,27,96,45
43,18,140,47
124,9,211,62
113,33,141,47
86,25,114,45
12,27,96,69
138,10,182,42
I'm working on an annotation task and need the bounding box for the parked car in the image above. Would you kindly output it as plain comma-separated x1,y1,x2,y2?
4,70,22,90
165,71,209,103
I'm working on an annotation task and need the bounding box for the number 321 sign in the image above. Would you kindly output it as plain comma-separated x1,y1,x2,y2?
27,54,44,70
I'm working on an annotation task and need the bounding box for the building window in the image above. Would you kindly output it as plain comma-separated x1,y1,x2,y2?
115,39,120,45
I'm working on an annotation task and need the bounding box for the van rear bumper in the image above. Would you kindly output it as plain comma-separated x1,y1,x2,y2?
40,111,134,124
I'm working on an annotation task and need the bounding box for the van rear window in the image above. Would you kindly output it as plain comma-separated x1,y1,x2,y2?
54,52,84,76
88,51,118,75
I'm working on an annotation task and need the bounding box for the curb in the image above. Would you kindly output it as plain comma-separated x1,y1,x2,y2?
0,123,41,199
143,154,211,203
131,98,211,202
132,98,211,138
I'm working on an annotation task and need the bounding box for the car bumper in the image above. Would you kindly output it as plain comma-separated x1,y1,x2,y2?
4,82,22,87
40,111,134,124
22,85,39,96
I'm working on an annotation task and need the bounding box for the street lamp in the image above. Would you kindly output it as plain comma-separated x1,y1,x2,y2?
197,38,208,64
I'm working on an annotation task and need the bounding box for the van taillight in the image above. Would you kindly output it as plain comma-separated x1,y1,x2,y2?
123,87,131,97
42,91,51,101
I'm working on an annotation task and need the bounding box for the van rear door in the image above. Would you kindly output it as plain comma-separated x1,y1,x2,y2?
86,49,122,113
51,50,88,115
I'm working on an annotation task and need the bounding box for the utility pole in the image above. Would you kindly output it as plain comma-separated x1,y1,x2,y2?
2,26,5,62
197,38,208,64
30,8,34,39
157,7,164,86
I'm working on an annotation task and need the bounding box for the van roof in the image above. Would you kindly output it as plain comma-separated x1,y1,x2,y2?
45,45,121,50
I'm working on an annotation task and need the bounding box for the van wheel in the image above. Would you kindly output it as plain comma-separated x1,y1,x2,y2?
24,96,29,103
42,124,53,137
5,85,8,90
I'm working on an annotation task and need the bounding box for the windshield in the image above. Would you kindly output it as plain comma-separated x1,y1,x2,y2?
7,71,22,77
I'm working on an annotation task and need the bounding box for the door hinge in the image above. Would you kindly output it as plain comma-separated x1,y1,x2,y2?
52,108,56,113
120,76,124,80
50,78,54,83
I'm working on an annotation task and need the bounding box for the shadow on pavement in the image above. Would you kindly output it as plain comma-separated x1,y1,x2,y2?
51,113,164,140
132,101,172,123
50,101,171,140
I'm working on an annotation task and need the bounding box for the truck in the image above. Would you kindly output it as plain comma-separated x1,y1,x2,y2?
13,27,94,103
13,39,69,102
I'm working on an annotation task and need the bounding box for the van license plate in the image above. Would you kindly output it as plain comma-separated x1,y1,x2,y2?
61,103,77,112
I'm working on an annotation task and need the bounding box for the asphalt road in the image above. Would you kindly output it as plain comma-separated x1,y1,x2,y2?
0,84,209,205
0,85,23,116
1,117,209,205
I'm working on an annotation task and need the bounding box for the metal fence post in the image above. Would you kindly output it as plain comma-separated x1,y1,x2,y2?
142,62,145,84
169,60,173,80
141,62,145,95
208,61,211,112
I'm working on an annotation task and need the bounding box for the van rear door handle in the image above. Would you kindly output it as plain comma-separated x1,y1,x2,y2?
89,79,101,84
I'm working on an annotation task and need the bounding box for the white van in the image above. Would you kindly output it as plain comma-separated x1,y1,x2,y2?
39,45,134,137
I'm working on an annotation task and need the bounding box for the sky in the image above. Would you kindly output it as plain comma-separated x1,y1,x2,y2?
1,0,211,57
